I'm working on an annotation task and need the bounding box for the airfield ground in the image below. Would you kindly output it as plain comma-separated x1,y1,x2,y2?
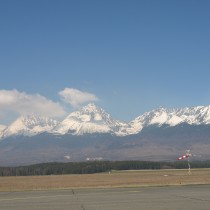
1,185,210,210
0,168,210,191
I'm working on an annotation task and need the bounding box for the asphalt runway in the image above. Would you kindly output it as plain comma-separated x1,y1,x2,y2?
0,185,210,210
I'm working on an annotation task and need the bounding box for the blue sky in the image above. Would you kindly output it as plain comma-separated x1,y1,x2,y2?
0,0,210,124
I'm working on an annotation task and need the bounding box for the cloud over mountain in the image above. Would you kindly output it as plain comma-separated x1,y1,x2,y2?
59,88,99,108
0,89,66,119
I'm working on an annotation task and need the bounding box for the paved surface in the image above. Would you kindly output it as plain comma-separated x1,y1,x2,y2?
0,185,210,210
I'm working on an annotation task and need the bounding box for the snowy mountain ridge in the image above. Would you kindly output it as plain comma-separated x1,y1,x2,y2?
1,104,210,139
53,103,129,136
128,105,210,134
0,125,6,133
0,114,58,139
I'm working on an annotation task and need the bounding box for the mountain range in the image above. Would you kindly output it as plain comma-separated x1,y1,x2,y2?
1,103,210,138
0,103,210,165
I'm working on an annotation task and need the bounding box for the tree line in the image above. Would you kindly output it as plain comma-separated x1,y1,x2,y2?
0,160,210,176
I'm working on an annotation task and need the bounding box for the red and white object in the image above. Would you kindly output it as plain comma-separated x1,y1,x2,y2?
177,150,192,160
177,150,192,174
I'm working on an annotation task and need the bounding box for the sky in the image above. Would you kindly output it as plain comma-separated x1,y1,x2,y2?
0,0,210,125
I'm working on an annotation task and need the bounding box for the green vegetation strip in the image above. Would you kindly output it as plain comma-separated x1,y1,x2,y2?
1,160,210,176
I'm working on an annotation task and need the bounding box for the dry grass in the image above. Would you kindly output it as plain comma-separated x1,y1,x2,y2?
0,169,210,191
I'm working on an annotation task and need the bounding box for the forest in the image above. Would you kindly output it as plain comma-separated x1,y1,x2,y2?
0,160,210,176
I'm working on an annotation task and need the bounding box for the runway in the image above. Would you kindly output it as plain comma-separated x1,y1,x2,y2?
0,185,210,210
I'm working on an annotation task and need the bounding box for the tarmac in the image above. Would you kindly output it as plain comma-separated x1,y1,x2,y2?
0,185,210,210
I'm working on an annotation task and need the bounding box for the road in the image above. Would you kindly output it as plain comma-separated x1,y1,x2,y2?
0,185,210,210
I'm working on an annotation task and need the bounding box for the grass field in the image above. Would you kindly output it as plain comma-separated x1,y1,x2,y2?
0,169,210,191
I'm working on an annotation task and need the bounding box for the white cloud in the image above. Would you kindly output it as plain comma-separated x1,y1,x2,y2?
59,88,98,108
0,89,66,118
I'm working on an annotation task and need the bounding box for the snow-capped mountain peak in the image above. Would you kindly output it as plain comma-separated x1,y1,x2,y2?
0,114,58,139
135,107,181,126
69,103,110,122
54,103,128,135
127,105,210,134
0,124,6,133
